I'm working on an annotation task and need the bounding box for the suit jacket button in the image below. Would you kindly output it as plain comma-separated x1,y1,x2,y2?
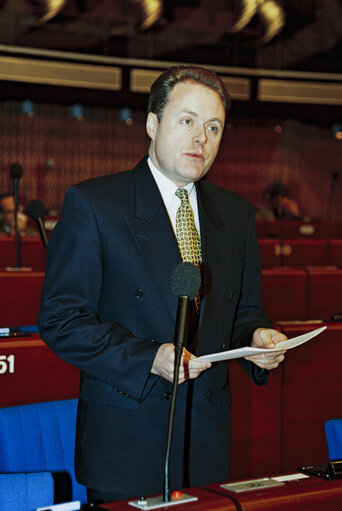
206,391,213,400
229,293,235,302
135,288,143,299
165,392,172,400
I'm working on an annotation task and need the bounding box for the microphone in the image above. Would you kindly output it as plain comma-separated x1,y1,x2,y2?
9,162,24,179
163,262,201,503
27,199,48,248
9,162,24,268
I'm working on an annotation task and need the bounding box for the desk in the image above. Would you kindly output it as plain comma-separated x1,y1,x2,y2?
99,487,237,510
206,474,342,510
0,235,45,271
97,475,342,510
258,239,329,268
0,271,44,327
261,267,307,320
0,335,80,406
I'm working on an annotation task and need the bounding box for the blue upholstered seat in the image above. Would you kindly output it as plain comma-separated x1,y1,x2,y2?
325,419,342,461
0,472,54,511
0,399,86,505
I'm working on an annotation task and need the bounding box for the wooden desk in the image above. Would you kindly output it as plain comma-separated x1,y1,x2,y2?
261,267,308,321
256,220,342,239
0,271,44,327
306,267,342,320
206,475,342,510
97,475,342,510
0,335,79,406
258,239,329,268
99,487,238,510
0,235,46,271
277,322,342,473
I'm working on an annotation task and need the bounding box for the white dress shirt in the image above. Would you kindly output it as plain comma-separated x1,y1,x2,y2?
147,157,201,238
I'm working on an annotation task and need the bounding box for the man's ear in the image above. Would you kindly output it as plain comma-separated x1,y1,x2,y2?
146,112,158,140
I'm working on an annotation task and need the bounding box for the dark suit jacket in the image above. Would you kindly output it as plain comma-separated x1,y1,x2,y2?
39,156,272,496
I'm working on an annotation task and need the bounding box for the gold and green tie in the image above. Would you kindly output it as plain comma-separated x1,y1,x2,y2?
175,188,202,310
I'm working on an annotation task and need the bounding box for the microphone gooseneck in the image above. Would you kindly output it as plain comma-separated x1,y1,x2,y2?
163,262,201,503
27,199,48,249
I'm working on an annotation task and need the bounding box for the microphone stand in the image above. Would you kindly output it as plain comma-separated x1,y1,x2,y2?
129,295,198,510
163,295,189,502
13,178,21,268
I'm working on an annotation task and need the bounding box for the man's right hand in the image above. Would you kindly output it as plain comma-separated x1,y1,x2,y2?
151,343,211,384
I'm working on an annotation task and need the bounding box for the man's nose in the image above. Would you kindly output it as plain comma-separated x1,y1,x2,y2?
193,126,207,146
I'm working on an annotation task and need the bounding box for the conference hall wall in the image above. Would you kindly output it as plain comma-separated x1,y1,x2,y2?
0,101,341,221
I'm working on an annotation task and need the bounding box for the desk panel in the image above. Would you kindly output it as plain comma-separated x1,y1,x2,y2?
278,322,342,472
99,487,238,510
229,360,282,480
258,239,329,268
0,336,80,406
206,475,342,510
0,271,44,327
307,267,342,320
0,235,45,271
261,268,307,321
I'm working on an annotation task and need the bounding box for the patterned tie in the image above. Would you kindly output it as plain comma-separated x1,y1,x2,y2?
175,188,202,310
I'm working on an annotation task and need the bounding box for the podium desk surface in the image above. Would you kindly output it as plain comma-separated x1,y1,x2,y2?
98,476,342,511
99,487,237,510
205,474,342,510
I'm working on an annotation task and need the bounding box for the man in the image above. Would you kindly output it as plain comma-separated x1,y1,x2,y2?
39,65,286,504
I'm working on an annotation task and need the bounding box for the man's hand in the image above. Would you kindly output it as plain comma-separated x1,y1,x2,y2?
244,328,287,370
151,343,211,383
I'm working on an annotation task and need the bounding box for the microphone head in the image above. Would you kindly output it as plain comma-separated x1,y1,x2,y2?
171,262,201,300
9,162,24,179
27,199,46,220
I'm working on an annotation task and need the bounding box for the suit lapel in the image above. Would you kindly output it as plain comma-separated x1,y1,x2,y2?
196,181,234,352
125,159,182,320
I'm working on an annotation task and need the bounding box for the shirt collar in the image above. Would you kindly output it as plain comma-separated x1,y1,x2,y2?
147,157,196,207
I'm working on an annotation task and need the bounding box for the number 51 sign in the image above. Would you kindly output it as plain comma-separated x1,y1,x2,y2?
0,355,15,374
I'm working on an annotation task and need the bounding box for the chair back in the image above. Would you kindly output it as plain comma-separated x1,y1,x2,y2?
325,418,342,461
0,399,86,503
0,472,54,511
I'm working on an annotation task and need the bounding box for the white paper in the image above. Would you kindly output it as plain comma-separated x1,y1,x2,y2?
271,473,309,482
198,326,327,363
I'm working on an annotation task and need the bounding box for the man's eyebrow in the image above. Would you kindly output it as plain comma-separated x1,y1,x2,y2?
178,109,224,126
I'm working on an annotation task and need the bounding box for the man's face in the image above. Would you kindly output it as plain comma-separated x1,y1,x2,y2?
147,81,225,187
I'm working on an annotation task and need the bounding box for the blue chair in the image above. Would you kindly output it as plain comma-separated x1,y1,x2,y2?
0,399,87,504
325,418,342,478
0,472,54,511
325,419,342,461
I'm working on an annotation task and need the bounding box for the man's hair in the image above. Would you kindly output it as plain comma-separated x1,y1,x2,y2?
148,65,231,120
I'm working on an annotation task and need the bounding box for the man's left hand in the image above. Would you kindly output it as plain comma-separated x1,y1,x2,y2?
244,328,287,370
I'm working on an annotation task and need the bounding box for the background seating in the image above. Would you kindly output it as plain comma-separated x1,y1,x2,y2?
0,399,87,504
0,472,54,511
325,419,342,461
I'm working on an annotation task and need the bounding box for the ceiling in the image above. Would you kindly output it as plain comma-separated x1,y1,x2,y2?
0,0,341,73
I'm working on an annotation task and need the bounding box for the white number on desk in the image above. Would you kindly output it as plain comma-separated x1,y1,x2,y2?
0,355,15,374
